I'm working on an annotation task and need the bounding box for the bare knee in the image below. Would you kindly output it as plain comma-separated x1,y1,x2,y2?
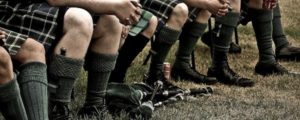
141,16,158,38
91,15,122,54
0,47,14,84
230,0,241,12
64,8,94,40
195,10,212,23
169,3,189,26
93,15,122,39
13,38,46,64
55,8,93,58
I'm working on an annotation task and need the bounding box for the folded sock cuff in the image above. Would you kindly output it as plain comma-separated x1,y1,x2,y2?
85,51,118,72
49,54,84,79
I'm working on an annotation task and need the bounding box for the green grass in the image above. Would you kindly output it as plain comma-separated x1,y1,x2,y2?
73,1,300,119
1,0,300,120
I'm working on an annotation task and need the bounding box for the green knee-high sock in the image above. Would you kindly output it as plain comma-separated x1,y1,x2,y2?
272,4,289,49
48,55,84,103
85,51,118,106
212,12,240,68
110,34,149,83
148,25,181,80
251,8,276,63
0,76,28,120
174,21,207,68
18,62,48,120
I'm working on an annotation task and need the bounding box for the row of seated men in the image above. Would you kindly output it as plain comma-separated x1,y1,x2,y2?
0,0,298,119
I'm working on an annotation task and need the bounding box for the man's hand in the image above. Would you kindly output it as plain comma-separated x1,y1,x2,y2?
263,0,277,9
0,30,6,46
205,0,229,17
248,0,277,10
121,25,130,41
114,0,142,25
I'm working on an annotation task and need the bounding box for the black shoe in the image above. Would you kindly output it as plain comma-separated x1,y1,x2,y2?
171,65,218,85
229,42,242,54
255,62,290,76
77,104,109,119
207,66,255,87
276,44,300,61
49,102,72,120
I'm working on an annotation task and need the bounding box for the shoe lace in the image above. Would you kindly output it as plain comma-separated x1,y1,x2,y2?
224,64,241,79
51,104,71,119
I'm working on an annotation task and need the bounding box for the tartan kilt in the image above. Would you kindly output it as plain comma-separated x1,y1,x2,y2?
0,1,60,55
0,27,27,55
140,0,201,23
140,0,183,22
129,10,154,36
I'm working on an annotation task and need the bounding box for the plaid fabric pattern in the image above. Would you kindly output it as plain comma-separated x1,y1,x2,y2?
129,10,153,36
140,0,201,23
0,1,59,54
0,27,27,55
140,0,183,22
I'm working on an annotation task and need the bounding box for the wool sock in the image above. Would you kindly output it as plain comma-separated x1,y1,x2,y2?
85,51,118,106
272,4,289,50
148,25,181,81
110,34,149,83
0,76,28,120
174,21,207,68
48,54,84,103
18,62,48,120
250,8,276,63
211,12,240,68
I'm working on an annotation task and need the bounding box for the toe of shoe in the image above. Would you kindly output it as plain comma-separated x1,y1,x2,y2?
204,77,218,85
237,78,255,87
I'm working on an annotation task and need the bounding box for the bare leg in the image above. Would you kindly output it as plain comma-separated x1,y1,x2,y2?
78,15,122,117
53,8,93,58
147,3,189,85
0,47,14,84
166,3,189,30
11,38,48,120
172,10,217,84
207,0,255,87
48,8,93,119
0,47,28,120
110,16,158,83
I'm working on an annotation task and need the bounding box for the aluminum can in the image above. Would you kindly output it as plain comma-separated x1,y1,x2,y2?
163,62,171,80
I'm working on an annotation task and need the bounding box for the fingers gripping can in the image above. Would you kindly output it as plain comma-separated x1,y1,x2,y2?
163,62,171,80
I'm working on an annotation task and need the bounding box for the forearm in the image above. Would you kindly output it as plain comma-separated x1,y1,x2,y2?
184,0,209,9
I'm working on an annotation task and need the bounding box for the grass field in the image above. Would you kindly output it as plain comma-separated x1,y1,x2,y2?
1,0,300,120
73,1,300,119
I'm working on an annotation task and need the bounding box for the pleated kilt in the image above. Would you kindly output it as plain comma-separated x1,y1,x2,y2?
0,1,61,55
140,0,201,23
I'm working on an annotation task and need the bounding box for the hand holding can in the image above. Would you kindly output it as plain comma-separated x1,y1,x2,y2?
263,0,277,9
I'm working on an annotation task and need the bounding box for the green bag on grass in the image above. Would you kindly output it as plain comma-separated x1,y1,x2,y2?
106,83,154,119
